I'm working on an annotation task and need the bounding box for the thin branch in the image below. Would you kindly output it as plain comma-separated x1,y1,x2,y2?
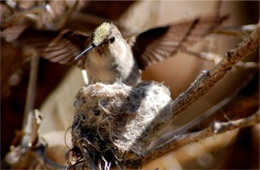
156,88,240,146
1,5,46,30
21,54,39,146
6,109,65,169
182,48,259,69
29,110,42,146
126,110,260,168
125,23,259,168
149,22,259,139
182,48,223,65
235,61,259,69
144,110,260,162
152,71,258,161
56,0,79,30
169,22,259,124
213,24,257,37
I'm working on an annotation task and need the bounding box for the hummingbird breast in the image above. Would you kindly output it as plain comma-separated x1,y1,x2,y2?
85,39,140,86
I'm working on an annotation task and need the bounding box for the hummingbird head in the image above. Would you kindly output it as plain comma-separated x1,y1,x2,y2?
75,22,117,61
92,22,117,46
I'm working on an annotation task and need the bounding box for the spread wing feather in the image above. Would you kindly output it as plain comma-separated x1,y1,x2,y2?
131,15,228,70
17,29,90,67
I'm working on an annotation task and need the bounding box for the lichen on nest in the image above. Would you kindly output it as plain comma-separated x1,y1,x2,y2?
70,81,172,168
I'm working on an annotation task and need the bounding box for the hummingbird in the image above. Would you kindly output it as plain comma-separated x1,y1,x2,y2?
16,15,227,86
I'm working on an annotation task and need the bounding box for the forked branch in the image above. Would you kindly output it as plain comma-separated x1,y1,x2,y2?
169,22,259,124
126,23,259,168
141,110,259,165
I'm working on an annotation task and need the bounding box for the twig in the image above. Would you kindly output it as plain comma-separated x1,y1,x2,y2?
127,110,260,168
182,48,259,69
56,0,79,30
148,22,259,138
6,109,65,169
169,22,259,124
21,54,39,146
235,61,259,69
182,48,223,65
156,87,240,146
29,110,42,146
143,110,260,163
152,71,257,150
214,24,257,37
155,21,259,151
126,22,259,168
1,5,46,30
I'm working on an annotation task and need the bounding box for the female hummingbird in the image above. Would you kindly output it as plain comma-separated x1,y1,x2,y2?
17,15,227,86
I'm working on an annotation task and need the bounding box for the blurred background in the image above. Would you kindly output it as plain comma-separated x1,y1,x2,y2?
1,0,259,169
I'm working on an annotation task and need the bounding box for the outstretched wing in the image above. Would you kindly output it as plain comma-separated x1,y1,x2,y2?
18,28,90,66
130,15,228,70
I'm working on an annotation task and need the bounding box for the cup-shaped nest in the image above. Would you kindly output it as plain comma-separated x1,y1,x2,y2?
70,81,172,168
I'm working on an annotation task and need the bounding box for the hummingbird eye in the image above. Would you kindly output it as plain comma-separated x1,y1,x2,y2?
109,37,115,43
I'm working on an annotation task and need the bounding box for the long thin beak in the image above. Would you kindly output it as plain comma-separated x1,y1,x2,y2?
74,44,95,61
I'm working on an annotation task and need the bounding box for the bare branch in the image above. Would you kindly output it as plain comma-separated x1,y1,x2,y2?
152,70,258,152
143,110,260,162
214,24,257,36
125,23,259,168
169,22,259,124
21,54,39,146
235,61,259,69
29,110,42,147
159,88,240,143
5,109,65,169
182,48,259,68
1,5,45,30
182,49,223,65
126,110,259,168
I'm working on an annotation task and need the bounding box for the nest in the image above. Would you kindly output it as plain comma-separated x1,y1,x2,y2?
69,81,172,168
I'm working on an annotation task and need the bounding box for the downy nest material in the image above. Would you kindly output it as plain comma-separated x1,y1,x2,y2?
71,81,172,167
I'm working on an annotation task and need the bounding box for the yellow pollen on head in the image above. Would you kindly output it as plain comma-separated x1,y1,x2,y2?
93,22,111,46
